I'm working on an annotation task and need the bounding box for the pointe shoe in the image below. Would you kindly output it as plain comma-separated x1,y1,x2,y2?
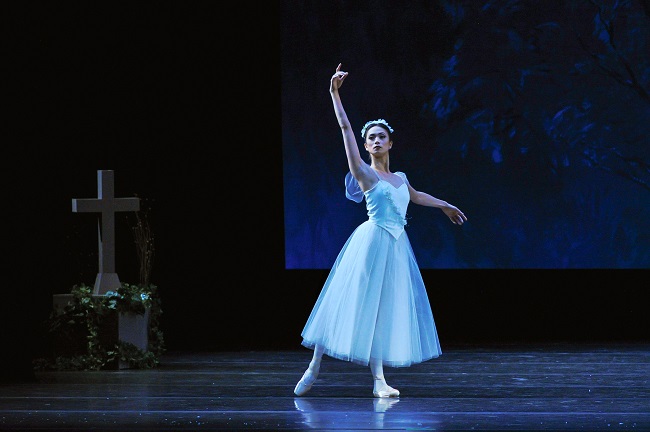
294,369,318,396
373,384,400,398
373,387,400,398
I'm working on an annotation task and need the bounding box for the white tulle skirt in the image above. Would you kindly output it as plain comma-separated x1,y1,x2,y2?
300,221,442,367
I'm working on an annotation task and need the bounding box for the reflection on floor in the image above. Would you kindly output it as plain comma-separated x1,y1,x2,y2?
1,344,649,431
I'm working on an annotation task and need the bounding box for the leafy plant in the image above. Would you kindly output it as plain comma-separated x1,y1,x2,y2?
33,283,165,371
131,196,155,287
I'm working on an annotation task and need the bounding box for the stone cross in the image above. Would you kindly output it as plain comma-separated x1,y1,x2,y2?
72,170,140,295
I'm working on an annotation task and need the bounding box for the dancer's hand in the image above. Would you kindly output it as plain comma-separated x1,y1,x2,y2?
442,205,467,225
330,63,348,93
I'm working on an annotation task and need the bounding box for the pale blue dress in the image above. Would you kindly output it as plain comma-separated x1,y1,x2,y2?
300,170,442,367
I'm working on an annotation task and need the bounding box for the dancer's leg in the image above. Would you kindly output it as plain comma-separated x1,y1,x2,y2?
308,344,324,372
294,344,324,396
370,358,400,398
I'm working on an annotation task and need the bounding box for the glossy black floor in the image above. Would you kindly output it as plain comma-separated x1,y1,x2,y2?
1,344,649,431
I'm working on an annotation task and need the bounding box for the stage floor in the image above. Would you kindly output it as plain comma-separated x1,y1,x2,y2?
1,344,649,431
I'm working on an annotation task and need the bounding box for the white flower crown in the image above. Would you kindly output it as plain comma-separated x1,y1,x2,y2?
360,119,394,139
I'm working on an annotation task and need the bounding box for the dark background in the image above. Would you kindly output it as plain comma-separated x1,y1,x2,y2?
3,1,648,383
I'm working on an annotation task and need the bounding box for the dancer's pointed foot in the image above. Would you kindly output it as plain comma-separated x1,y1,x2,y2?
294,368,318,396
373,379,399,398
373,385,400,398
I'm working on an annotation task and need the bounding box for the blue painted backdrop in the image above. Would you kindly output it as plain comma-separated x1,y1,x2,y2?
282,0,650,269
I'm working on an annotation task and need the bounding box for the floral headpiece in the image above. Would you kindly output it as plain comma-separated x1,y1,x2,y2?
360,119,394,139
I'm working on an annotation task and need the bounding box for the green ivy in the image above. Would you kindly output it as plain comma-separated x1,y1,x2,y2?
33,283,165,371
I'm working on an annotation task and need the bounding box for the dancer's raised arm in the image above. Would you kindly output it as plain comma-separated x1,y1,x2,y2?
330,64,376,191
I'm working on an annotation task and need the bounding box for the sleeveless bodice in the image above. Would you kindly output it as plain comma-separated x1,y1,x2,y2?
363,174,410,239
344,170,410,239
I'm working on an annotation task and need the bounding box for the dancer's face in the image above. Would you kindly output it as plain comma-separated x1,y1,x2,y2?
364,126,392,156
